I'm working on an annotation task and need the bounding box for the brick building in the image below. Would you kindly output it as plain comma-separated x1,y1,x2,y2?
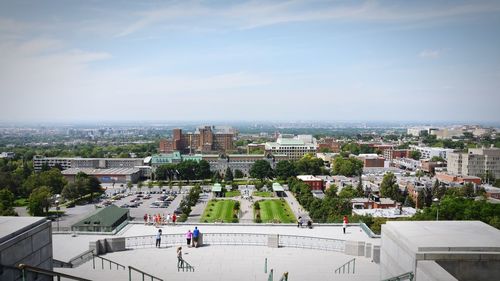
297,175,324,191
159,126,236,154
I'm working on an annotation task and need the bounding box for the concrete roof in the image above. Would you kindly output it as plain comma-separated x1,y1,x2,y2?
212,183,222,192
61,167,140,175
0,216,47,244
383,221,500,253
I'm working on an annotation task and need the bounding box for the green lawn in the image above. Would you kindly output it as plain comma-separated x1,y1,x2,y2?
256,200,295,223
201,200,238,223
225,190,241,197
14,198,29,207
253,191,273,197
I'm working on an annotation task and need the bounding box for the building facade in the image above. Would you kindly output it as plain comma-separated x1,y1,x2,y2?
409,145,455,160
447,147,500,179
159,126,237,154
33,156,144,172
265,134,317,160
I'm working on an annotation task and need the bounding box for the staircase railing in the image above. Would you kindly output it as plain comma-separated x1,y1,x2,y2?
68,249,95,267
267,269,273,281
0,263,91,281
128,265,163,281
52,258,73,268
382,272,414,281
177,258,195,272
92,254,126,270
334,258,356,274
278,271,289,281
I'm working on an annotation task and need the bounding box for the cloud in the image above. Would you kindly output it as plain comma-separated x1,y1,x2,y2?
115,0,500,36
419,49,441,59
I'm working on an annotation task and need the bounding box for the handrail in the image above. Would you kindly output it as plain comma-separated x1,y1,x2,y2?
52,258,73,268
334,258,356,274
267,269,273,281
128,265,163,281
359,221,381,238
278,271,288,281
69,249,95,267
382,272,414,281
92,254,126,270
0,263,92,281
177,258,195,272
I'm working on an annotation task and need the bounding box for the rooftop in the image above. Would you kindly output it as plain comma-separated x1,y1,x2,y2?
61,167,140,175
72,205,129,228
0,216,47,244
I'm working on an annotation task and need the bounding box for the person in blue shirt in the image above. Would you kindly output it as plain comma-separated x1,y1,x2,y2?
192,227,200,248
155,229,162,248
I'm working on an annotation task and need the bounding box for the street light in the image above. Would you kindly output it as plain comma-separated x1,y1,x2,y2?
433,198,439,221
55,200,60,231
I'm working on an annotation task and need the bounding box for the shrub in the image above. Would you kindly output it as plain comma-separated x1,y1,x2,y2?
232,218,239,223
254,202,260,210
234,201,240,210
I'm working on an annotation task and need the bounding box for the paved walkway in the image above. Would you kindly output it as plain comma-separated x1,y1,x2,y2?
186,192,213,222
56,246,379,281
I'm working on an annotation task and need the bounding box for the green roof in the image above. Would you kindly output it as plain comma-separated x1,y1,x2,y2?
151,152,202,164
212,183,222,192
72,205,129,228
272,182,284,192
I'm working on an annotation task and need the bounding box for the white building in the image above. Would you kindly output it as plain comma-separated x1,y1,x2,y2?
33,156,145,172
265,134,317,160
409,145,455,160
393,158,421,171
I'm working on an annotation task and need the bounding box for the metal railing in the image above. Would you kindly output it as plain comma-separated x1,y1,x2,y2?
334,258,356,274
278,272,289,281
68,249,95,267
177,258,195,272
128,265,163,281
125,233,345,252
267,269,274,281
382,272,414,281
92,254,126,270
279,234,345,252
0,263,91,281
52,258,73,268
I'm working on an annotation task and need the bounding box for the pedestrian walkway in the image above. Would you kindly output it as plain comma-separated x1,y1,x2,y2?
283,191,310,221
186,192,212,222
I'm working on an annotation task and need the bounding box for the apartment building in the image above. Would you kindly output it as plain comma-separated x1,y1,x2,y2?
265,134,317,160
447,147,500,179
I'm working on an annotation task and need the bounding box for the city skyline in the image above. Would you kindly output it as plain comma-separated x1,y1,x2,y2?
1,0,500,122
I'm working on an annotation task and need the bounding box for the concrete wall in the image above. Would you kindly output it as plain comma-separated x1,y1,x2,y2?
437,260,500,281
0,219,52,281
416,261,457,281
380,224,416,279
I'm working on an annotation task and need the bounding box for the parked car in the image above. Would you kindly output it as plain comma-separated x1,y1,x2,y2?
120,204,130,208
159,202,169,208
174,208,183,215
129,202,139,208
149,202,160,208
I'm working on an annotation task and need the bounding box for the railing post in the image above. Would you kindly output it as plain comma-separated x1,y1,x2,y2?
129,267,131,281
353,259,355,274
142,272,145,281
101,258,104,269
92,255,95,269
348,262,350,274
265,258,267,273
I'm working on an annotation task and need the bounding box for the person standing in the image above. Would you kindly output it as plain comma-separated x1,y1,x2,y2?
172,213,177,225
166,213,171,225
186,230,192,247
297,216,302,228
143,213,148,225
343,215,348,234
177,247,183,268
192,226,200,248
155,229,162,248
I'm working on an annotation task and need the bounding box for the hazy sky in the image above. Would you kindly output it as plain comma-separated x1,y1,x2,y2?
1,0,500,123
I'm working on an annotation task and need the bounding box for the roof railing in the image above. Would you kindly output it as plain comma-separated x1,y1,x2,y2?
128,265,163,281
382,271,414,281
0,263,91,281
92,254,126,270
177,258,195,272
334,258,356,274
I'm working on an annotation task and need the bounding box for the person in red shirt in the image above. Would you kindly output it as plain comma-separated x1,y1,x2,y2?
172,213,177,225
343,215,349,234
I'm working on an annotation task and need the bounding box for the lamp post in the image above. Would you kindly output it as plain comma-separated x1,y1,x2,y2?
55,200,60,231
433,198,439,221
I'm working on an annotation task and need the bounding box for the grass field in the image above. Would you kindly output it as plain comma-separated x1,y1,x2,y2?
256,200,295,223
225,190,241,197
252,191,273,197
201,200,238,223
14,198,29,207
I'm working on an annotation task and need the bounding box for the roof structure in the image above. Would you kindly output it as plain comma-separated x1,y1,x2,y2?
212,183,222,192
72,205,129,229
272,183,284,192
61,167,140,175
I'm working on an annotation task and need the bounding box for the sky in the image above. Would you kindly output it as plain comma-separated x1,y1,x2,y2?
1,0,500,123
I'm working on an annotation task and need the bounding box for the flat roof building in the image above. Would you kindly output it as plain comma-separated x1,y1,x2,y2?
61,167,141,184
265,134,317,160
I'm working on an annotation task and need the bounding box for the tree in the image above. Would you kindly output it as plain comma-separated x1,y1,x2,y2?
356,174,363,197
126,181,133,192
148,181,154,192
234,169,244,179
27,186,52,216
87,176,102,203
62,182,80,201
158,181,164,191
249,160,273,182
295,154,324,175
379,172,401,202
332,156,363,177
224,167,234,182
0,189,17,216
410,151,421,160
196,160,212,180
137,181,144,192
275,160,297,180
339,185,358,199
430,156,445,162
415,170,425,180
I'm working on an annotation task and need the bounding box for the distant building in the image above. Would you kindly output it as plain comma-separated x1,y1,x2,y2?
351,195,397,210
265,134,317,160
61,167,141,184
447,147,500,179
296,175,323,191
0,152,15,159
316,152,340,166
357,154,386,168
409,145,455,160
383,149,410,162
317,137,341,152
353,207,416,218
435,173,482,185
393,158,421,171
33,156,144,172
159,126,237,154
71,205,129,233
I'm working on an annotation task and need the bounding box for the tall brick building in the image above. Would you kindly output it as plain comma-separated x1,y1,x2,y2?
159,126,236,154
